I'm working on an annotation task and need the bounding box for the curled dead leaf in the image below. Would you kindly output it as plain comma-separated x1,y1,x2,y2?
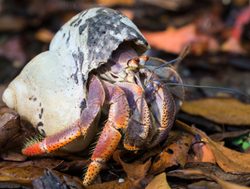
85,178,132,189
33,169,83,189
0,159,63,185
150,132,193,174
145,173,170,189
181,98,250,125
170,169,250,189
97,0,134,6
176,120,250,173
113,151,151,186
142,24,219,55
0,110,20,150
190,136,216,163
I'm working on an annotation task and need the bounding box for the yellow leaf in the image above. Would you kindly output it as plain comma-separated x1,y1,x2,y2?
146,173,171,189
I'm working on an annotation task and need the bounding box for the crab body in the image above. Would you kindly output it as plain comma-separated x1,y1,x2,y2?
2,7,184,186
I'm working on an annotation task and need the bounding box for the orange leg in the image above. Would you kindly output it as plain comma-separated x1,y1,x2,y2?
116,82,152,150
22,75,105,156
83,81,129,186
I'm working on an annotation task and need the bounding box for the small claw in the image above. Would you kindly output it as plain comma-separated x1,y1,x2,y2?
22,141,46,156
22,122,82,156
144,72,177,147
116,82,151,149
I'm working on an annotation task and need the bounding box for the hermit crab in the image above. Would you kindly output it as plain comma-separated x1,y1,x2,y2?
2,7,184,186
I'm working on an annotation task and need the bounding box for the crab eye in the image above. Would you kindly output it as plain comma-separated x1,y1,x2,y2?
127,58,139,69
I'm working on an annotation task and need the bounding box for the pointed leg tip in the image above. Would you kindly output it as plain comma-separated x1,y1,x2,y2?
83,161,102,186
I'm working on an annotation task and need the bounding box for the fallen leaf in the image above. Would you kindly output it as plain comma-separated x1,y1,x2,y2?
190,137,216,163
188,180,220,189
176,120,250,173
140,0,192,11
0,36,27,66
0,166,44,184
33,169,83,189
114,151,151,186
145,173,170,189
142,24,219,55
150,132,193,174
209,129,250,141
222,37,246,54
1,152,27,161
35,28,54,43
0,110,20,149
97,0,134,6
0,85,6,107
169,169,250,189
184,162,250,185
0,15,27,32
85,178,132,189
215,177,250,189
0,159,63,184
181,98,250,125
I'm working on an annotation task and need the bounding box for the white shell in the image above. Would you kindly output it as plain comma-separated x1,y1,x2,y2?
2,7,149,151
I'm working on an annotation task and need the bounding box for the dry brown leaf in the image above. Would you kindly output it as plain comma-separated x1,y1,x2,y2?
0,36,27,66
0,159,63,184
181,98,250,125
33,169,83,189
0,110,20,149
0,166,44,184
85,179,132,189
151,133,193,174
216,178,250,189
0,86,7,107
191,140,216,163
171,169,250,189
35,28,54,43
0,15,27,32
145,173,170,189
114,151,151,186
97,0,134,6
176,120,250,173
142,24,219,55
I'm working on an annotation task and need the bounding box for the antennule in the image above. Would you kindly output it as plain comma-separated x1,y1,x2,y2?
152,45,190,71
164,82,250,99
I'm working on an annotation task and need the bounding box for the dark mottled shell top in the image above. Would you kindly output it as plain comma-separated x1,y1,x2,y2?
50,7,149,84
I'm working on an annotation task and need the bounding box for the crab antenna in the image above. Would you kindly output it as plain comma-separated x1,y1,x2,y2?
164,82,250,99
152,45,190,71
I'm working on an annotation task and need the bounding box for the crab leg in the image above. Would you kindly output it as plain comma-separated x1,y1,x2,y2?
144,73,177,148
116,82,152,150
22,75,105,156
83,81,129,186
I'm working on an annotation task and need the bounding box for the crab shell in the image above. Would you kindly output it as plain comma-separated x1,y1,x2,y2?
2,7,149,152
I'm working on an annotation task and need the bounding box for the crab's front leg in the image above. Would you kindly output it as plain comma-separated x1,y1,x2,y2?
22,75,105,155
116,82,153,150
144,79,177,148
83,80,130,186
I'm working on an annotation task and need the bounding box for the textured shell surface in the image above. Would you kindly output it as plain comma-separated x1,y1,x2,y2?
50,7,149,85
2,7,149,151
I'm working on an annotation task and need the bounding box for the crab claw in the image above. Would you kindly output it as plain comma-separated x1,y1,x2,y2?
144,72,177,148
116,82,152,150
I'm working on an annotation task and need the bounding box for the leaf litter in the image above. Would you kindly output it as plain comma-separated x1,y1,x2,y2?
0,0,250,188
